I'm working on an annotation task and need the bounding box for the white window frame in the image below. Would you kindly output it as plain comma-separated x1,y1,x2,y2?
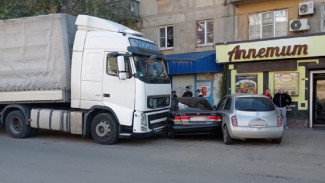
196,20,214,46
321,4,325,32
248,9,288,39
158,25,173,50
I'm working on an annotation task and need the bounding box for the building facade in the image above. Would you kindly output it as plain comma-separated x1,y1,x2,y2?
140,0,325,127
215,0,325,127
139,0,233,105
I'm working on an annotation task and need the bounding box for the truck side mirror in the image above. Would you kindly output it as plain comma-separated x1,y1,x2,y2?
117,56,126,80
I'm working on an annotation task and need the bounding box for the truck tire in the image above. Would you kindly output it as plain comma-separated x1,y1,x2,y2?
5,110,31,138
223,125,233,145
91,113,118,145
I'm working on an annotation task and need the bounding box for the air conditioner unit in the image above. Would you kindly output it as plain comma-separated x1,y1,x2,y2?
299,1,314,16
290,19,310,32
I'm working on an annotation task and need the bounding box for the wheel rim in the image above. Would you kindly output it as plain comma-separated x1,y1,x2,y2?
95,120,111,138
11,118,23,134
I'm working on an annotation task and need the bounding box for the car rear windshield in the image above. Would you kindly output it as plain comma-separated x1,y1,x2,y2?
235,97,275,111
177,100,213,111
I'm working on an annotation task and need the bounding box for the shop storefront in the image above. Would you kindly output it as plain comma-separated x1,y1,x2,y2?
166,50,224,105
215,33,325,127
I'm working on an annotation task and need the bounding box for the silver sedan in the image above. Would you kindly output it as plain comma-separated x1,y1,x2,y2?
216,94,283,144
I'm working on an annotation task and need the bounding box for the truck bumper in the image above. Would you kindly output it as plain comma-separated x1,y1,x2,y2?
133,109,169,134
121,127,165,139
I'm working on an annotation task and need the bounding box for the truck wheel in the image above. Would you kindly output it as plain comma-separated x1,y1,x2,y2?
5,110,31,138
91,113,118,145
223,125,233,145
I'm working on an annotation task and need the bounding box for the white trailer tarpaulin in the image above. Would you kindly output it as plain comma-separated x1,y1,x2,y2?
0,14,76,93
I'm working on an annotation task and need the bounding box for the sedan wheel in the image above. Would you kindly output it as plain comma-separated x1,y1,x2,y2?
223,125,233,145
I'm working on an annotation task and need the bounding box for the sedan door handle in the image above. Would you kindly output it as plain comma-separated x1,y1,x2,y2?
104,93,110,97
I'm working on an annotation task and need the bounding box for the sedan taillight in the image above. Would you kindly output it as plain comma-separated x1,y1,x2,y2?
277,116,282,127
173,116,189,122
208,116,222,122
231,115,238,126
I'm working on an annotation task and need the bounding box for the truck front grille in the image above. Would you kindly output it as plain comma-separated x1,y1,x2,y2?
148,112,169,129
147,95,170,109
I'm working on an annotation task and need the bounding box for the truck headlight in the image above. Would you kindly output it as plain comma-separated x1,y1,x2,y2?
166,97,170,105
141,113,147,126
148,98,157,108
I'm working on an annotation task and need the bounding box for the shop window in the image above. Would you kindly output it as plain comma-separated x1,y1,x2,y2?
248,9,288,40
321,4,325,32
196,20,213,45
159,26,173,49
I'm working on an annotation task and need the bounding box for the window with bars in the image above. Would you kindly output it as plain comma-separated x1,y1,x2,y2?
196,20,213,45
159,26,173,49
248,9,288,40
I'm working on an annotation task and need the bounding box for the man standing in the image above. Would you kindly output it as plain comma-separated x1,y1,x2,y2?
196,89,203,97
171,90,178,99
273,88,291,128
182,86,193,97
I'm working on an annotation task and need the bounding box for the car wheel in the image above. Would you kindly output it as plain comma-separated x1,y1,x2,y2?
5,110,31,138
271,138,282,144
223,125,233,145
91,113,118,145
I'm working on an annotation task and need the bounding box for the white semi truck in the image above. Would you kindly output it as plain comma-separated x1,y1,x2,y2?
0,14,171,144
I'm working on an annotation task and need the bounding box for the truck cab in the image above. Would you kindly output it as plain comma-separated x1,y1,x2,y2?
70,15,171,142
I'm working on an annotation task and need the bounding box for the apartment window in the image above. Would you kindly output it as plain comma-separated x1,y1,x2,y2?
248,9,288,40
196,20,213,45
321,4,325,32
159,26,173,49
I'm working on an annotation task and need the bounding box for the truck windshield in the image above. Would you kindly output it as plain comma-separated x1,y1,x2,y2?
134,56,170,84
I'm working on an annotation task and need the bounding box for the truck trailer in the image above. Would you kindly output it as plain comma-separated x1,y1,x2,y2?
0,14,171,144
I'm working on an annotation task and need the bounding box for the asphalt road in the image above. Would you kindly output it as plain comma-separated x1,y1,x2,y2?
0,128,325,183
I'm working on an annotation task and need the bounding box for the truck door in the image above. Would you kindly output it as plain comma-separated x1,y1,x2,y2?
102,53,136,127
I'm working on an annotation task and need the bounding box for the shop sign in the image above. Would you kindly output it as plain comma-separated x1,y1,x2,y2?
228,44,308,62
216,34,325,63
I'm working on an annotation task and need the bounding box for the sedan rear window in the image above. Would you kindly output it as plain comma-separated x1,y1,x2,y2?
177,100,213,111
235,97,275,111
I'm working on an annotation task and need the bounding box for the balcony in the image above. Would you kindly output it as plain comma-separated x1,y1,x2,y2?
107,0,140,23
